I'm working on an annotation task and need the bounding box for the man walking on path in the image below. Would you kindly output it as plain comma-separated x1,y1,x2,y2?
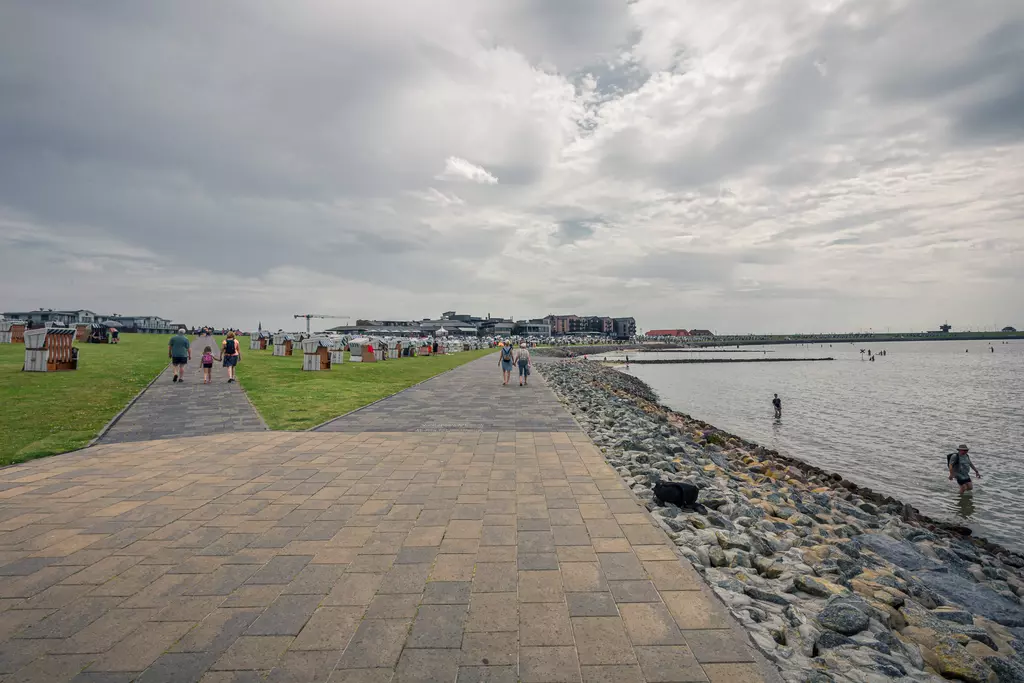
948,444,981,494
169,328,191,383
772,393,782,418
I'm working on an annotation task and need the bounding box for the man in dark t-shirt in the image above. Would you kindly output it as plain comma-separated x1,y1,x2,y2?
772,394,782,418
168,329,191,383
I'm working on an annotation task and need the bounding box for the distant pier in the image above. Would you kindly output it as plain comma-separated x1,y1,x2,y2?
606,357,835,364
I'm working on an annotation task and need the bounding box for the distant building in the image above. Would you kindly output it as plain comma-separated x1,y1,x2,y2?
613,317,636,339
329,311,628,338
1,309,179,332
689,329,714,338
647,329,691,337
107,315,175,334
421,318,481,336
329,320,421,336
514,319,552,336
1002,326,1017,333
544,314,578,335
543,313,629,337
582,316,615,335
939,324,952,333
2,309,98,326
478,319,514,336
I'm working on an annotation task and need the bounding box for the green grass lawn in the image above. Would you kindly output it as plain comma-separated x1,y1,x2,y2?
0,334,170,466
237,339,496,430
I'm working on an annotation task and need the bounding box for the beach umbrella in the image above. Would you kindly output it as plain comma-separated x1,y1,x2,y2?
101,320,123,327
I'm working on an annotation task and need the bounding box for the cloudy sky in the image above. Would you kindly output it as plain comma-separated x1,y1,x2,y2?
1,0,1022,334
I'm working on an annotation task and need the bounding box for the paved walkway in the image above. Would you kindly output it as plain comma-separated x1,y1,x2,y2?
316,355,579,432
0,352,774,683
98,335,265,445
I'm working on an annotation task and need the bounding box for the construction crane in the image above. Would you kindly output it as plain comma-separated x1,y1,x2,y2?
293,314,349,335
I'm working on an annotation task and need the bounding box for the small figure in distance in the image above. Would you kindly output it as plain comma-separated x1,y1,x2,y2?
772,393,782,419
948,444,981,494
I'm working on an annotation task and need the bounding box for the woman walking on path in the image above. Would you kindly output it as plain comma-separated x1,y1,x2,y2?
499,342,514,385
515,342,532,387
221,331,242,383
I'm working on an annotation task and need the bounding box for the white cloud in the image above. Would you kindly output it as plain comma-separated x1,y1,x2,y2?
436,157,499,185
409,188,466,207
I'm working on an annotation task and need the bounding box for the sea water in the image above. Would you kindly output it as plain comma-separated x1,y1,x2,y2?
617,340,1024,551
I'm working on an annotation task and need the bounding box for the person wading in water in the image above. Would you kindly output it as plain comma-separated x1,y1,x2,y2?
772,394,782,419
948,444,981,494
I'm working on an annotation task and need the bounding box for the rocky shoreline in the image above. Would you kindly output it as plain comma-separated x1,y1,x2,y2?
537,358,1024,683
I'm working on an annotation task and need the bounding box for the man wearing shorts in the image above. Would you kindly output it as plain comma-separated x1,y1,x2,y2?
948,444,981,494
169,328,191,383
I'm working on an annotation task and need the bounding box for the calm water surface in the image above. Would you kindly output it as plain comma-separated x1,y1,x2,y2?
612,340,1024,551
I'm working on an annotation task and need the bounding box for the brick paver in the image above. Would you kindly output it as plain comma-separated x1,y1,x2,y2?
314,355,579,432
97,335,266,444
0,431,775,682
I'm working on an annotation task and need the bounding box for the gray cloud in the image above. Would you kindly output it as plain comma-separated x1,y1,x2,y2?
553,219,599,246
0,0,1022,332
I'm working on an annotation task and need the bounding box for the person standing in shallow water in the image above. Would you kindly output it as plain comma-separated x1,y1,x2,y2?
772,393,782,419
948,444,981,494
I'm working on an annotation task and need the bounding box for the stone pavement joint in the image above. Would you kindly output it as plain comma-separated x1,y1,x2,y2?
0,430,775,683
97,334,266,445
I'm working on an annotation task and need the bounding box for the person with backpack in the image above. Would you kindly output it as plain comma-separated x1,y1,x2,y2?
221,331,242,383
499,342,514,385
947,444,981,494
201,346,216,384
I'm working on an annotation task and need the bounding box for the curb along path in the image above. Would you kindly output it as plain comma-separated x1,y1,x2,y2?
97,334,265,444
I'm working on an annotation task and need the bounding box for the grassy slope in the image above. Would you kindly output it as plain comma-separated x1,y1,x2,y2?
0,334,169,465
238,339,496,430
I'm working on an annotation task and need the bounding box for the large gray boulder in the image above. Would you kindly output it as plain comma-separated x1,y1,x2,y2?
816,601,870,636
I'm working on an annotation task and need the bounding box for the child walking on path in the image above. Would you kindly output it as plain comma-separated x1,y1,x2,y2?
201,346,216,384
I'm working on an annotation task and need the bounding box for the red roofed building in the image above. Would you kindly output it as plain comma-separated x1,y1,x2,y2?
647,329,692,337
